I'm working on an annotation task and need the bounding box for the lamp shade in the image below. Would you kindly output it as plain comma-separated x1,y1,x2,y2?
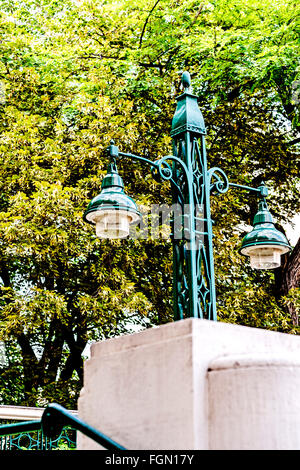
83,163,140,239
240,201,291,269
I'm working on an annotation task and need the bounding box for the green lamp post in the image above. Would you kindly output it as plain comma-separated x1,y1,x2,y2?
83,72,291,321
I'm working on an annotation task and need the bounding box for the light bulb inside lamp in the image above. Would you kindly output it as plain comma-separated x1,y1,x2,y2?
94,209,137,239
242,244,289,270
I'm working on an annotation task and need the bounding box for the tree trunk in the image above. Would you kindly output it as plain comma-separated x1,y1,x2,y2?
275,237,300,325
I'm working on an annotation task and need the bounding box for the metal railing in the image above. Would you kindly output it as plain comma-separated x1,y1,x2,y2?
0,424,76,450
0,403,126,450
0,404,76,450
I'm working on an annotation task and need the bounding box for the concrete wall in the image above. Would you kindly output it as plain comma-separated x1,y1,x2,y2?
78,318,300,450
0,405,45,421
208,354,300,449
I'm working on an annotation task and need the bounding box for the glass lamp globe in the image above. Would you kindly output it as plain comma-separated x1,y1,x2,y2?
240,201,291,270
83,163,140,239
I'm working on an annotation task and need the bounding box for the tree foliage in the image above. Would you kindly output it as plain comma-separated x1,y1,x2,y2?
0,0,299,407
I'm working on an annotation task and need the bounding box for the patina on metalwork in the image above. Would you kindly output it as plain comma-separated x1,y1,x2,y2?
240,197,292,254
83,71,291,322
83,158,140,226
0,403,125,451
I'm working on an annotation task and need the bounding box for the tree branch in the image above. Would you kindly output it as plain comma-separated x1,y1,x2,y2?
286,137,300,146
139,0,161,48
0,263,11,287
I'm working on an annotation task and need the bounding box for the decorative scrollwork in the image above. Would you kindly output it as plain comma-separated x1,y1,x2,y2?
150,155,192,206
207,167,229,194
151,158,173,182
152,155,190,183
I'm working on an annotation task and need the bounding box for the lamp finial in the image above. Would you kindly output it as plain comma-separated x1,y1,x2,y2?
181,71,191,92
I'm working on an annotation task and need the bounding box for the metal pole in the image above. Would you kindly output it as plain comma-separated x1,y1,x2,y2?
170,72,217,320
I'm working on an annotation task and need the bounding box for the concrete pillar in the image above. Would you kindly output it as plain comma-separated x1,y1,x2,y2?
208,354,300,450
78,318,300,450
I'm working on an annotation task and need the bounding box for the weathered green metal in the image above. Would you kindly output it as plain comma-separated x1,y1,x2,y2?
0,403,125,451
173,138,216,320
118,74,217,320
83,71,290,322
83,159,140,226
168,72,216,320
0,417,76,450
171,71,206,137
229,182,269,198
42,403,126,450
0,425,76,450
240,199,291,254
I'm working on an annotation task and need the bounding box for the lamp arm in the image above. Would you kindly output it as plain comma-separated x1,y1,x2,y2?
118,150,159,170
206,165,268,198
229,182,268,198
118,146,268,203
118,151,193,204
119,151,190,181
110,139,193,198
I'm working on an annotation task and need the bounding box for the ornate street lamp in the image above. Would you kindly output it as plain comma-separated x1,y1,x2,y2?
84,160,140,239
240,198,291,269
83,72,291,321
